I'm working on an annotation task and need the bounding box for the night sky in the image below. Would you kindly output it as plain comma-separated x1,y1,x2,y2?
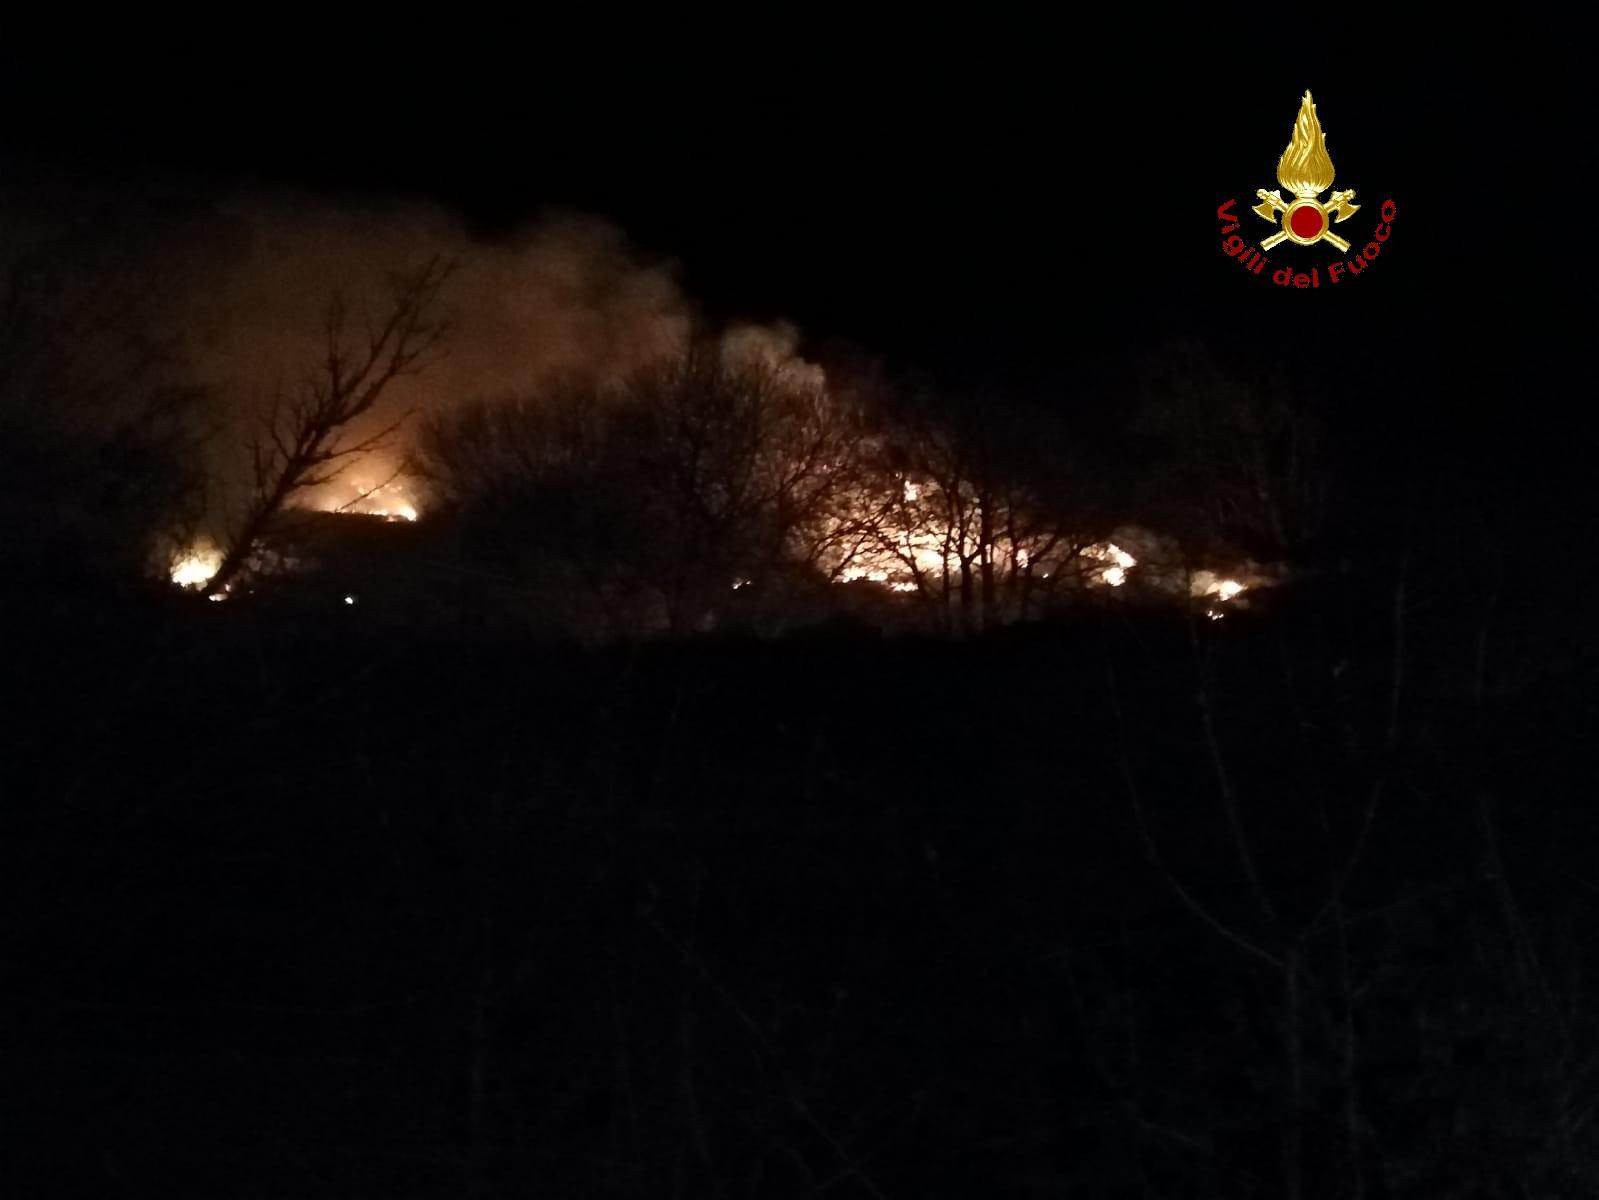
2,30,1578,381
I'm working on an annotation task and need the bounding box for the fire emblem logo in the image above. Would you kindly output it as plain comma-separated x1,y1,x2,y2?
1253,91,1358,251
1216,89,1395,288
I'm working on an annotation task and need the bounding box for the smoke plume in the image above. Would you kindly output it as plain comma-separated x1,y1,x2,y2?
11,189,821,524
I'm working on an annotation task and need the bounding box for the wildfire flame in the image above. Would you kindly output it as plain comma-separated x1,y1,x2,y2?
168,446,1266,624
1192,570,1248,619
302,475,421,522
839,566,892,584
1192,571,1246,602
1276,90,1336,198
169,541,222,589
822,480,1143,598
1084,542,1136,587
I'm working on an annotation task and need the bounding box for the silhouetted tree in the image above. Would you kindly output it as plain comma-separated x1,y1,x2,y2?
416,338,861,634
204,258,452,599
619,342,858,628
825,389,1109,632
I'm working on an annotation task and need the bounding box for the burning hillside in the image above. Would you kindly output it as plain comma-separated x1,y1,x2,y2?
165,348,1270,634
0,193,1279,632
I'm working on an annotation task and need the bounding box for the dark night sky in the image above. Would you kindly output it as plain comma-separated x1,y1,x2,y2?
0,25,1584,463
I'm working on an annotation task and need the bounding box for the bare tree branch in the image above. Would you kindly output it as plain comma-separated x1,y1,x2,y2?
204,257,452,597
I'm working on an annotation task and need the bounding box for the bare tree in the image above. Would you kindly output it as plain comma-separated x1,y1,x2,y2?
622,342,858,627
414,339,861,635
822,392,1107,632
204,258,452,598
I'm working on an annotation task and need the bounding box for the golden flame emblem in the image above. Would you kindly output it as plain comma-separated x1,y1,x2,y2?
1252,91,1360,252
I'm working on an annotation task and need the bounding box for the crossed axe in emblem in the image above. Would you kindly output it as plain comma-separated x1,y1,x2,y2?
1253,189,1360,252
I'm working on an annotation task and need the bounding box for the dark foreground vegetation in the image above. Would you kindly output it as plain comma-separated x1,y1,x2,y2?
3,565,1594,1198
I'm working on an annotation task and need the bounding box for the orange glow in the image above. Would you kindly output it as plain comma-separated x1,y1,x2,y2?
169,541,222,589
301,474,421,522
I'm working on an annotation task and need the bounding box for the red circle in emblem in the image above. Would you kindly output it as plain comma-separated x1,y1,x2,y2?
1289,205,1324,240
